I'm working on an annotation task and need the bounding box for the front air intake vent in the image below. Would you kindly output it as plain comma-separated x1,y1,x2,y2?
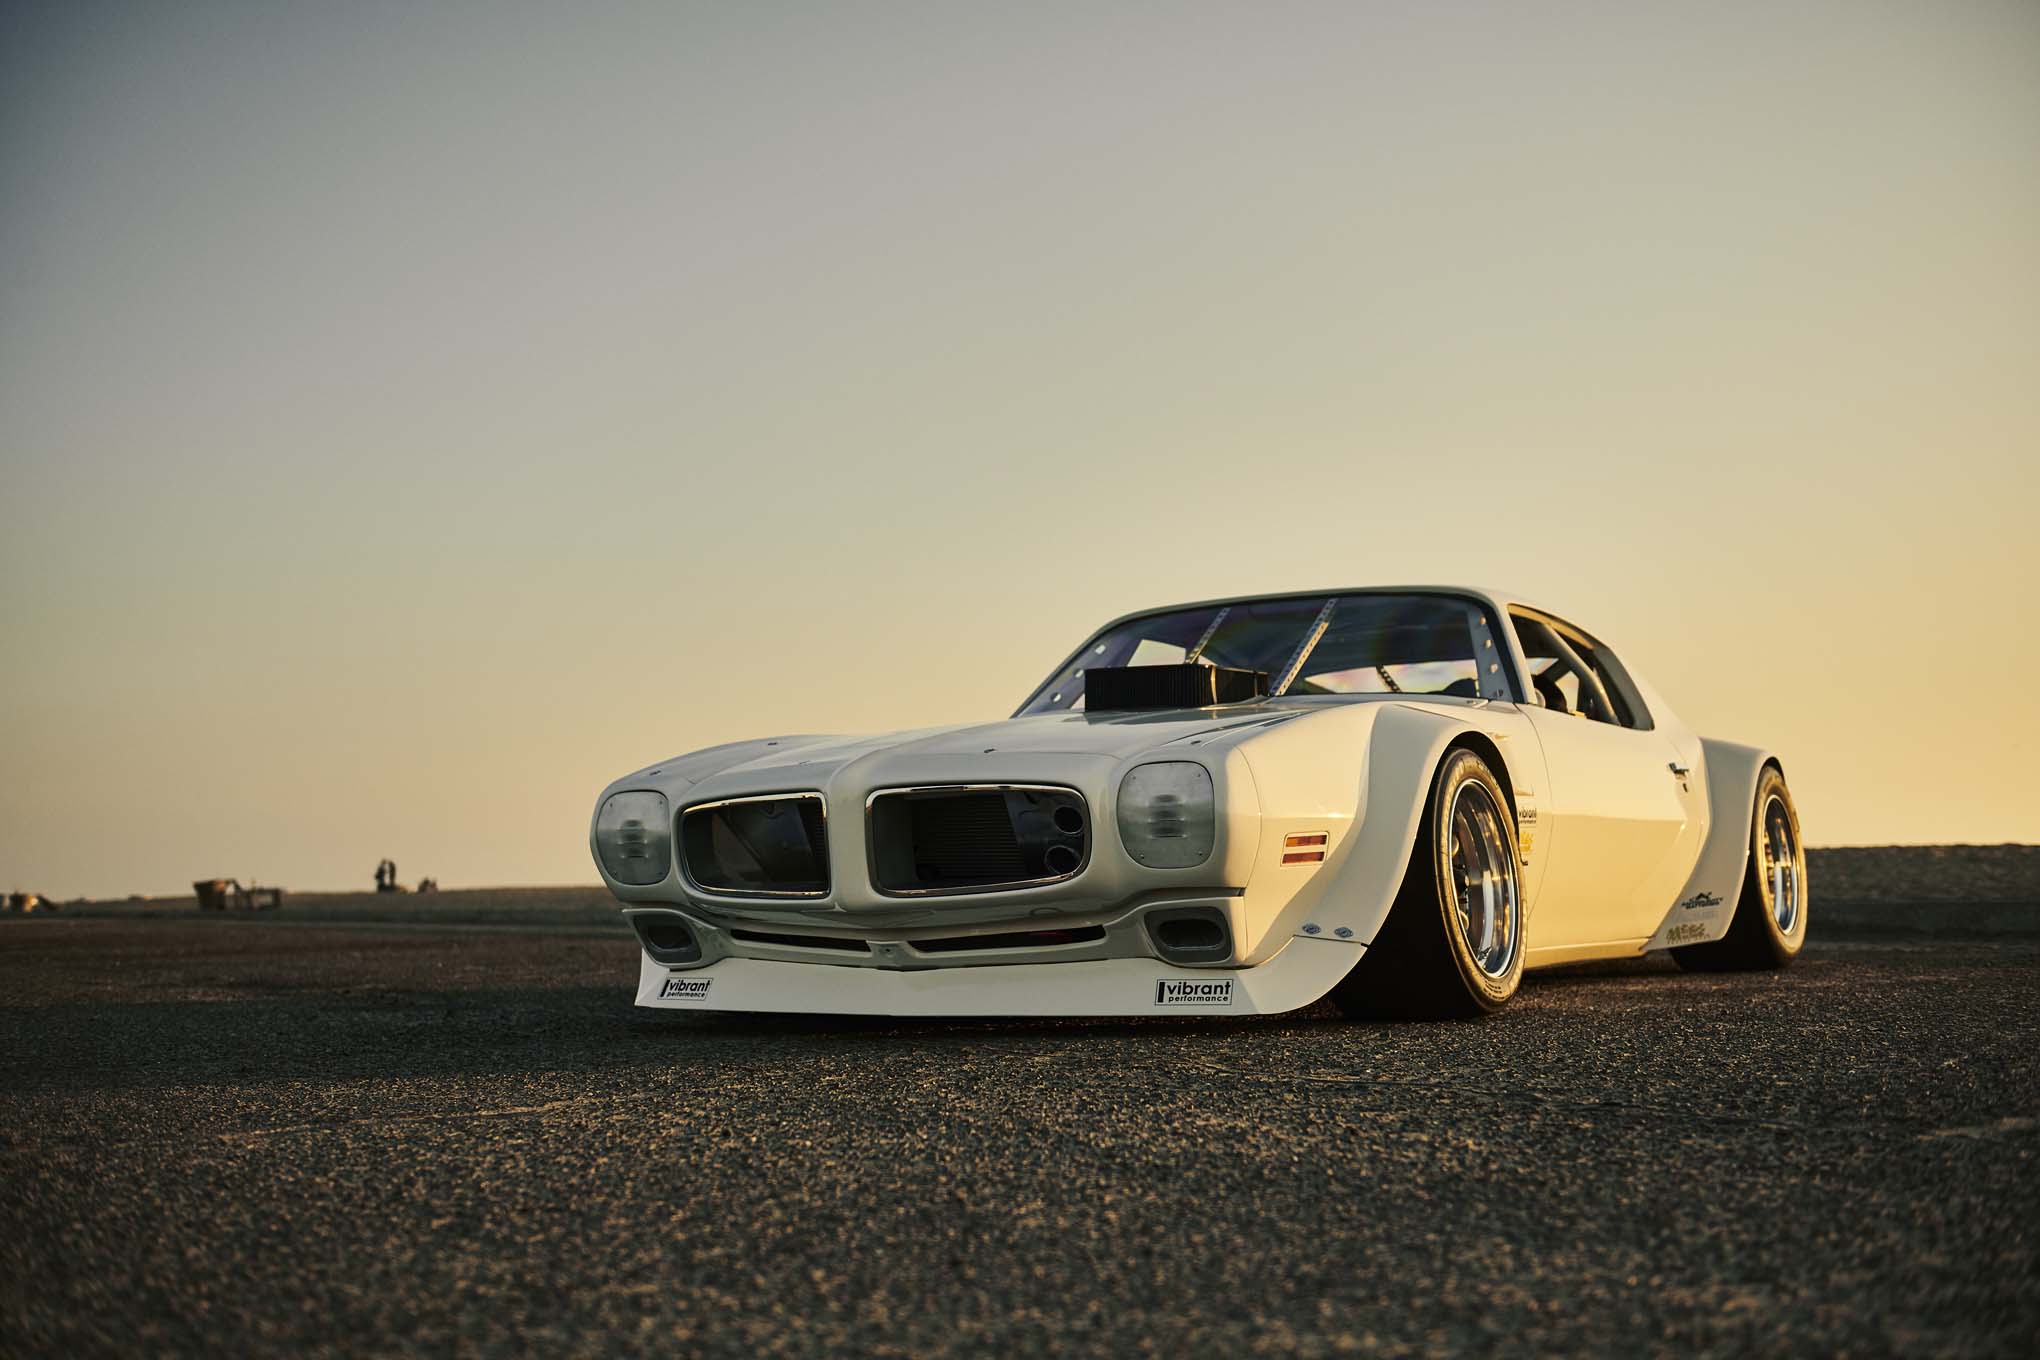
728,928,870,954
1144,905,1233,963
909,925,1106,953
630,913,703,964
679,794,829,897
867,785,1089,896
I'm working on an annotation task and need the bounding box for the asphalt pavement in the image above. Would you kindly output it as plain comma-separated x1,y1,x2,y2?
1,915,2034,1357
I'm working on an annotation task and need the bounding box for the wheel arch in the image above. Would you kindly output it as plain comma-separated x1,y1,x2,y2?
1444,730,1516,821
1278,705,1536,954
1643,738,1786,950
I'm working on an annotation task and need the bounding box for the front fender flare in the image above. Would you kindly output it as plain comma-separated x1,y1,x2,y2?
1270,704,1535,950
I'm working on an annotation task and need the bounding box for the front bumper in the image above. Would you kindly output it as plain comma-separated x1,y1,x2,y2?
631,934,1363,1017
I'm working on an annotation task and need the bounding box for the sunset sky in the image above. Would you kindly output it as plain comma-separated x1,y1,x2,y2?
3,0,2036,899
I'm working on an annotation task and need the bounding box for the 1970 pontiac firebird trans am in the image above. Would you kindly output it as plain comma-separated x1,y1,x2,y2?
591,587,1806,1020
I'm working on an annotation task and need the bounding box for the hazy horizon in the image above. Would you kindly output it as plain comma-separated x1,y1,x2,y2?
5,1,2037,899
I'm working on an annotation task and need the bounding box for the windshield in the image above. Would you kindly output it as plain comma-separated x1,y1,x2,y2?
1017,592,1505,714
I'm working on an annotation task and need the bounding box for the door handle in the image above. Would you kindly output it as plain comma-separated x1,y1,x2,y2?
1668,761,1692,777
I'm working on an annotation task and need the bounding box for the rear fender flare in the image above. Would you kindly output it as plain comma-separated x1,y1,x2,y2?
1645,738,1778,950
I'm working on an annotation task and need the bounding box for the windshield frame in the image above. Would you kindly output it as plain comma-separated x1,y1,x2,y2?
1013,587,1525,716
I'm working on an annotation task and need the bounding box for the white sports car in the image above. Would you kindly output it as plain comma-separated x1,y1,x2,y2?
591,587,1805,1020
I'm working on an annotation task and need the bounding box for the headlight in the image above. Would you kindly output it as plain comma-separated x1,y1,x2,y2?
594,791,672,886
1117,762,1215,869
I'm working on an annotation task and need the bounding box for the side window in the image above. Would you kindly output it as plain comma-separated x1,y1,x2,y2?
1509,612,1651,729
1511,615,1586,717
1572,635,1653,731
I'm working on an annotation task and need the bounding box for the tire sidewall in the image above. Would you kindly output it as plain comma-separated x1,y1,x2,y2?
1429,749,1525,1010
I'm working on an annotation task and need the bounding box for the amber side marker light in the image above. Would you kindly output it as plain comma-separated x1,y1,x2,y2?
1282,832,1327,865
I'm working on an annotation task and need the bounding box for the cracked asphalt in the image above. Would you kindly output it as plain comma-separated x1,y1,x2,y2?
2,917,2035,1357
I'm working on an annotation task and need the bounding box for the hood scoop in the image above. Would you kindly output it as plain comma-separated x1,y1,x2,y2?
1084,664,1268,712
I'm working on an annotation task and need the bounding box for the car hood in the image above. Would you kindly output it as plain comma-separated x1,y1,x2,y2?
620,705,1306,799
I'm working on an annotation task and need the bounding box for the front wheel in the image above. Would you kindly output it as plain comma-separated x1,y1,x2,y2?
1672,765,1807,971
1331,747,1524,1020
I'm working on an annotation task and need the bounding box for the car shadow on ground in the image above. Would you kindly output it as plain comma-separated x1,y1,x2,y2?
1,981,1380,1097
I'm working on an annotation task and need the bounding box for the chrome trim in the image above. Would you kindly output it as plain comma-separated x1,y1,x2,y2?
864,782,1091,898
862,782,1081,803
675,791,831,900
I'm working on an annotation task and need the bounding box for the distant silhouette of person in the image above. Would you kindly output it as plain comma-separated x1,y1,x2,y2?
375,858,398,893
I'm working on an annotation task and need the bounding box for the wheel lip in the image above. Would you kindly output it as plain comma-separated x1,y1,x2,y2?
1760,791,1801,936
1444,776,1521,980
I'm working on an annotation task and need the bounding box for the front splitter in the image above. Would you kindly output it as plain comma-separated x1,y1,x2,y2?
632,936,1362,1017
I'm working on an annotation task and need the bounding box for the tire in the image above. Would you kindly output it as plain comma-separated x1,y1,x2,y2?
1672,765,1807,972
1331,747,1524,1020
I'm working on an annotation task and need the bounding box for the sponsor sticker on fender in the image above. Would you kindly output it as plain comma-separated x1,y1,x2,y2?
1154,978,1235,1008
659,977,712,1001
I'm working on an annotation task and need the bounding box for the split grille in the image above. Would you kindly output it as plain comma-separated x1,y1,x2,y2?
677,785,1094,899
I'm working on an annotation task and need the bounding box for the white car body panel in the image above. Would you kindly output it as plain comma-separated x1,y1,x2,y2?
594,585,1784,1017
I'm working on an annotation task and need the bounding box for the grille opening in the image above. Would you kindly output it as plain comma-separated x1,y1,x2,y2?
680,795,828,895
728,927,870,954
869,786,1089,894
633,916,702,964
1145,906,1233,962
910,925,1107,954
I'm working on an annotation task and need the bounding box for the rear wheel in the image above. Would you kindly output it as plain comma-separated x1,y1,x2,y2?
1672,765,1807,971
1331,747,1523,1020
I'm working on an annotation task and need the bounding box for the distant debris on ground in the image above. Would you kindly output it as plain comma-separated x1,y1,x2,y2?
374,859,436,894
191,879,283,911
5,891,53,914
